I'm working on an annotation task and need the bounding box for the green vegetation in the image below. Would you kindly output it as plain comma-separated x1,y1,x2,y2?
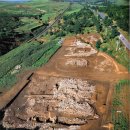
100,38,129,69
115,80,130,93
112,80,129,130
0,0,82,90
33,44,60,67
90,6,129,70
0,0,129,92
0,40,60,90
50,5,129,71
0,12,21,39
0,0,82,55
98,5,129,32
54,7,95,36
15,17,43,33
96,40,102,49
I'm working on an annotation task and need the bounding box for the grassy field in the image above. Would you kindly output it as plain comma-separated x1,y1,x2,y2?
111,80,130,130
15,17,43,33
0,0,82,91
114,0,128,5
0,0,81,18
0,40,61,91
0,0,82,33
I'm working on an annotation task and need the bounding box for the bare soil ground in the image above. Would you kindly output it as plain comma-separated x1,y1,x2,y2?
0,71,33,110
2,34,129,130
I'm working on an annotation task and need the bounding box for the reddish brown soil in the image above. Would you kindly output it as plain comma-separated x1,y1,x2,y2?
77,33,102,46
0,71,33,110
1,34,129,130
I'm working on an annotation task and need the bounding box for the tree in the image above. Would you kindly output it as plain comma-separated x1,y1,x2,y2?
96,23,102,33
73,23,82,34
96,40,102,49
104,16,112,27
110,27,120,39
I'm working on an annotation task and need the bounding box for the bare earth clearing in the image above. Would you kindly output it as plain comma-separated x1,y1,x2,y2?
2,34,129,130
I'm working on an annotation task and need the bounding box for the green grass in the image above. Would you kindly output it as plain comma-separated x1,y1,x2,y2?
64,8,81,15
20,17,39,23
115,0,128,5
0,40,60,90
42,13,56,22
33,44,60,67
115,80,130,93
0,41,40,64
111,80,129,130
15,19,43,33
0,0,69,15
0,0,82,34
112,110,129,130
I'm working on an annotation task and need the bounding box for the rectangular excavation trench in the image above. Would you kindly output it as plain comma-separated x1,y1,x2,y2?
2,76,111,130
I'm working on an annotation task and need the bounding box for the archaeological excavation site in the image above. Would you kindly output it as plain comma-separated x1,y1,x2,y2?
0,0,129,129
0,35,128,130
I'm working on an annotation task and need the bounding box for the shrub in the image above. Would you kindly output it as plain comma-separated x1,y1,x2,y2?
96,40,102,49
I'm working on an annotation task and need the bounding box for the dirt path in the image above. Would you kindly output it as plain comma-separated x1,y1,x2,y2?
1,34,129,130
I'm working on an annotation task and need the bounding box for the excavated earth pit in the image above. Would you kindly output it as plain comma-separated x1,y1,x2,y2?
1,34,128,130
3,76,110,130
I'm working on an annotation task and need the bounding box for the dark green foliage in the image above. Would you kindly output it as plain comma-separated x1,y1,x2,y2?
59,7,95,35
110,26,120,38
0,11,45,55
117,19,129,32
107,49,113,56
100,47,107,52
91,15,102,33
98,5,129,32
0,12,21,39
96,23,102,33
73,23,82,34
103,16,112,26
96,40,102,49
56,31,66,37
